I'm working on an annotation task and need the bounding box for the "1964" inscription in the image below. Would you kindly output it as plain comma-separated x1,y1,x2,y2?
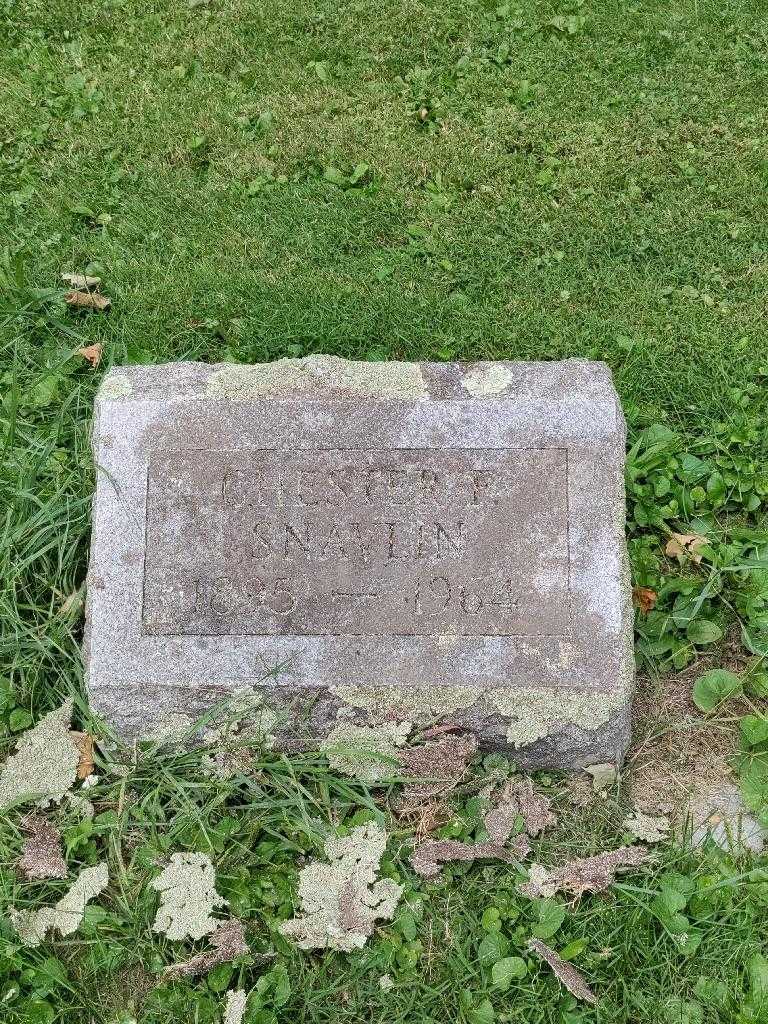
142,449,571,637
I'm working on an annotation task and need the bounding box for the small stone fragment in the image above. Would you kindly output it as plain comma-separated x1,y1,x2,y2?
685,781,766,854
528,938,597,1005
623,811,670,844
10,862,109,946
379,974,394,991
18,815,67,881
164,919,249,977
151,852,228,941
279,823,402,951
0,701,80,811
519,846,651,899
410,835,530,879
222,989,247,1024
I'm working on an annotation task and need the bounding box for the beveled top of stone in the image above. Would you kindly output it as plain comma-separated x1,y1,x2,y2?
98,354,620,407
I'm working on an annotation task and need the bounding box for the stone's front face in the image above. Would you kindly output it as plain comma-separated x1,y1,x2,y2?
143,448,570,637
85,356,634,769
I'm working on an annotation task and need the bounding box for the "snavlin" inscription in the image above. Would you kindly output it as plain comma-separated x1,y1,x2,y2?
142,449,571,636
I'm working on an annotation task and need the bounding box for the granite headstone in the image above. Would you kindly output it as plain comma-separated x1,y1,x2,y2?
85,356,633,768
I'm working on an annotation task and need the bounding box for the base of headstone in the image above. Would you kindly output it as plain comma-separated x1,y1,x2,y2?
85,356,634,770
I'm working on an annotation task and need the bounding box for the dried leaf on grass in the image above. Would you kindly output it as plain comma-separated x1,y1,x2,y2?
65,290,111,312
164,919,250,977
484,778,556,845
528,938,597,1005
632,586,657,614
10,863,109,947
665,532,708,563
519,846,652,899
75,343,103,367
397,733,478,807
584,763,617,792
151,852,228,941
279,823,402,951
410,836,530,879
0,700,80,811
18,815,67,881
62,273,101,290
72,732,95,779
222,989,247,1024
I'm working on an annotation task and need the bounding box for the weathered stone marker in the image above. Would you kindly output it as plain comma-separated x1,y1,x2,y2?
85,356,633,768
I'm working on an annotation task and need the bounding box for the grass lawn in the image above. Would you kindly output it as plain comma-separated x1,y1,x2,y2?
2,1,768,1022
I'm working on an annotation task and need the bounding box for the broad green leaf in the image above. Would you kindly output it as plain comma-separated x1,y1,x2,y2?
491,957,528,989
478,931,509,967
692,670,742,712
530,899,565,939
741,715,768,751
468,998,495,1024
686,620,722,645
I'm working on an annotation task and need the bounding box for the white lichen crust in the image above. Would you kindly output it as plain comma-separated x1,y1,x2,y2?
279,822,402,951
0,700,80,811
98,373,132,399
151,852,228,941
207,354,427,401
11,862,109,947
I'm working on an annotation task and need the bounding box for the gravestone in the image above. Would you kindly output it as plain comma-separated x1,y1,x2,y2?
84,356,633,768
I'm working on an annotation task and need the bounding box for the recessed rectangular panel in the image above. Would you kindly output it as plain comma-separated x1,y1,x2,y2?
142,448,570,636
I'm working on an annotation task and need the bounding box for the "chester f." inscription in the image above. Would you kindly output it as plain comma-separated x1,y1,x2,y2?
142,449,571,636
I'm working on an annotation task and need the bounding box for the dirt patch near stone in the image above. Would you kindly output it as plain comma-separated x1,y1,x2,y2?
626,668,742,818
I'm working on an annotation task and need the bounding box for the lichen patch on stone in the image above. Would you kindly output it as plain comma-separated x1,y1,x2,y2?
0,700,80,811
279,822,402,951
10,862,109,947
461,364,516,397
207,355,427,401
489,687,624,748
99,373,132,400
151,852,228,941
321,721,412,783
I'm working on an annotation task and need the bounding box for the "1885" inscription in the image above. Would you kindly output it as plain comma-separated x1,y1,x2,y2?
142,449,571,637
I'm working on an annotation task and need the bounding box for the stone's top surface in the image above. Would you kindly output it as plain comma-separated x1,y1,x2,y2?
97,355,619,406
86,356,633,767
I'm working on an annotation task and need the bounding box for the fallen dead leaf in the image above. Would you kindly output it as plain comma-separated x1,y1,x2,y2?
72,732,95,780
66,290,111,312
410,835,530,879
665,532,708,564
62,272,102,290
484,777,556,845
584,763,617,792
76,343,103,367
632,586,657,614
164,919,251,978
18,815,67,881
398,734,478,804
519,845,652,899
528,938,597,1005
